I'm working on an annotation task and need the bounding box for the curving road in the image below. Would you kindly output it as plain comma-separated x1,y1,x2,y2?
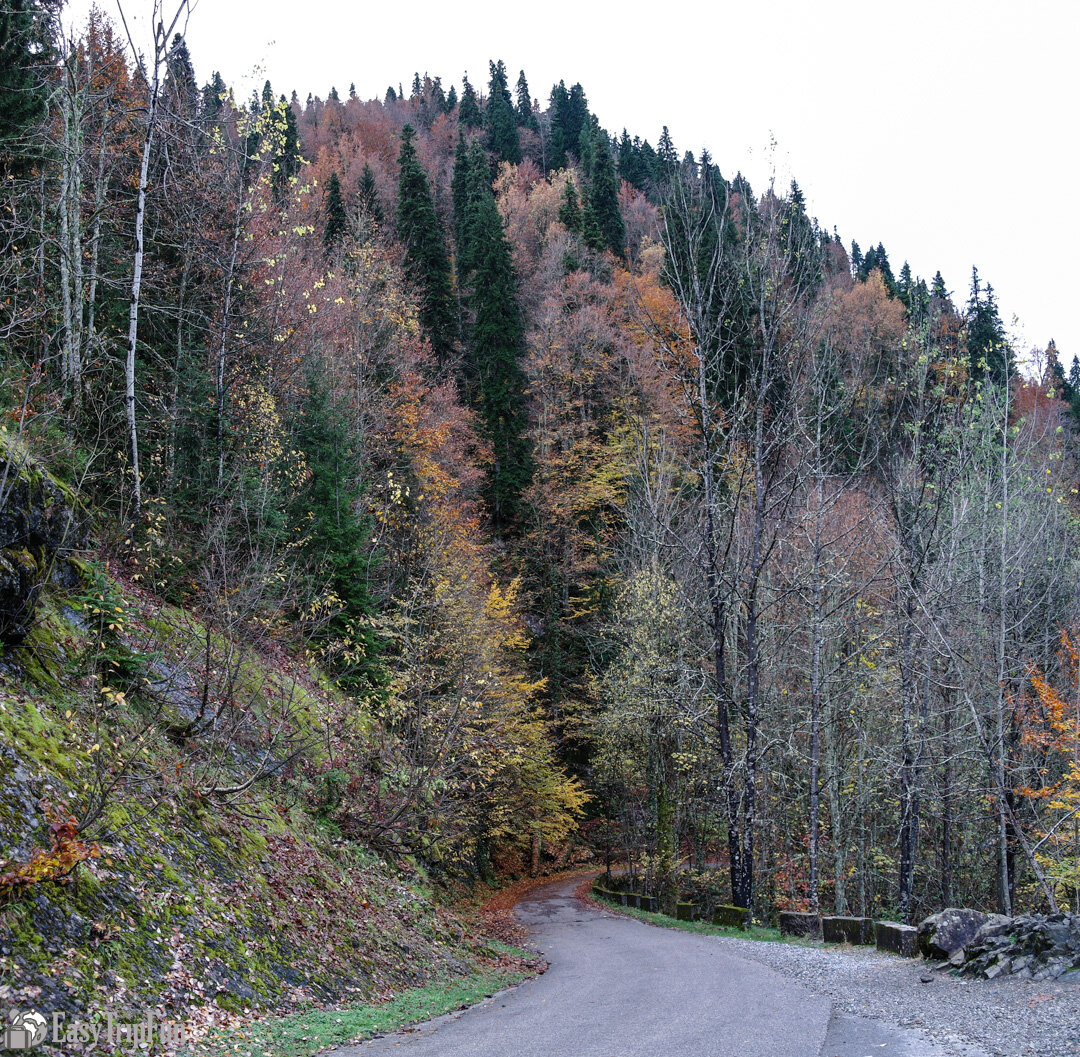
332,877,954,1057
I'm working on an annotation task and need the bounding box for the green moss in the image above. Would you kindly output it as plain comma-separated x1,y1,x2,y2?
0,697,77,777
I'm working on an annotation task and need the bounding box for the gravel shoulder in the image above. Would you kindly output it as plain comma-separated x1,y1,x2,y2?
708,929,1080,1057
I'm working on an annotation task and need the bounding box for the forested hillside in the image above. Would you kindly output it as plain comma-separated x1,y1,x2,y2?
3,0,1080,1024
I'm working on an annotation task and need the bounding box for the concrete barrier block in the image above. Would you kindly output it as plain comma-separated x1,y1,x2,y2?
779,912,822,939
713,904,751,929
875,920,918,957
822,915,874,945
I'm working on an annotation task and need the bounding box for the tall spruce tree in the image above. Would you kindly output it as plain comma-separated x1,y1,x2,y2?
358,162,384,227
291,366,383,690
459,73,482,128
457,139,531,523
485,60,521,165
548,80,571,169
273,94,302,199
323,171,348,250
557,176,582,232
0,0,54,169
583,121,624,256
396,124,457,357
515,69,538,130
966,266,1011,385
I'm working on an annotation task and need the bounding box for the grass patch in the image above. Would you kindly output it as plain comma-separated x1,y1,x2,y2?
184,967,530,1057
591,891,792,944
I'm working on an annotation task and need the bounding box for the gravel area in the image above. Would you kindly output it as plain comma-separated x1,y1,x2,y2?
714,933,1080,1057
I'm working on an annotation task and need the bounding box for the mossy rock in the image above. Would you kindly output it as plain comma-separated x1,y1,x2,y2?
0,445,84,645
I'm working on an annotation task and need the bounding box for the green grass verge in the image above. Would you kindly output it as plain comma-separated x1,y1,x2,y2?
183,967,531,1057
591,891,795,944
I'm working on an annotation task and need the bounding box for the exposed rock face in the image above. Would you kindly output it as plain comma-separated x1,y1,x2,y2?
959,914,1080,981
916,908,1010,960
0,451,82,643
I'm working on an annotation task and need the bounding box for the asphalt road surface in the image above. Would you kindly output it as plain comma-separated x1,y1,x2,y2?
332,878,956,1057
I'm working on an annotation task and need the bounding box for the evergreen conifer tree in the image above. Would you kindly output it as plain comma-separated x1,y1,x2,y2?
966,267,1011,385
396,125,457,358
459,74,482,128
291,367,383,689
461,174,532,523
485,60,521,165
931,270,949,302
557,177,582,232
358,163,384,227
273,95,302,198
323,171,348,250
515,69,538,130
446,84,458,111
0,0,54,169
583,122,624,256
850,241,863,277
548,80,571,169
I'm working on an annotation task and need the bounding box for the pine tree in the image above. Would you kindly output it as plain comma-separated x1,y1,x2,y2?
850,240,863,277
931,270,949,302
966,266,1011,385
897,261,913,307
446,84,458,111
515,69,538,130
385,85,397,104
459,74,482,128
323,171,348,250
273,95,302,199
164,35,199,119
486,60,521,165
291,366,383,689
548,80,571,169
396,124,457,358
202,71,228,122
460,167,532,524
583,122,624,256
358,162,384,227
557,177,582,232
0,0,54,170
431,75,447,113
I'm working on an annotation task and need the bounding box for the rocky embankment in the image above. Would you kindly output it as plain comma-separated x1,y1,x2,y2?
917,907,1080,982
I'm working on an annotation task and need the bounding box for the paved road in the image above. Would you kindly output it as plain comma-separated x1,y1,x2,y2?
332,878,952,1057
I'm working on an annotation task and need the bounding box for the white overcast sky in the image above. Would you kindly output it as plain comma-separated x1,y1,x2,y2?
68,0,1079,366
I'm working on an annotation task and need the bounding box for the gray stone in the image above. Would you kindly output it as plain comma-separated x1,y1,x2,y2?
822,916,874,946
712,904,751,929
875,921,918,957
779,912,822,939
916,908,1010,960
676,902,695,922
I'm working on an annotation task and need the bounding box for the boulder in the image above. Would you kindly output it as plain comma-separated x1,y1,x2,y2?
916,908,1010,961
822,916,874,945
779,912,822,939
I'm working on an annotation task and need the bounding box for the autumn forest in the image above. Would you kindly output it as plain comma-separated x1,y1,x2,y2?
3,0,1080,963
